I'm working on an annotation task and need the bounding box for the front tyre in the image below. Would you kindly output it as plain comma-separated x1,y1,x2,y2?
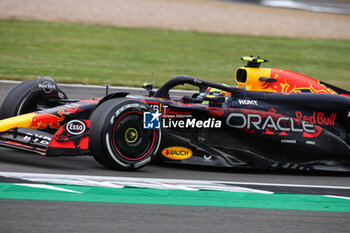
0,79,68,119
89,98,161,170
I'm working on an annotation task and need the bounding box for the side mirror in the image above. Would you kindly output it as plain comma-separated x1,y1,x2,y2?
142,83,154,97
142,83,153,91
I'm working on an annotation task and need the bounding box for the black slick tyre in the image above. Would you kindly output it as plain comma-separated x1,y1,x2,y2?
89,98,161,170
0,80,67,119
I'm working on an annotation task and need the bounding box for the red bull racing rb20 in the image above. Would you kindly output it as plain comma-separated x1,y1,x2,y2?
0,57,349,172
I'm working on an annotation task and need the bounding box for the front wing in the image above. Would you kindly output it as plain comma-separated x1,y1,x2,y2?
0,120,90,156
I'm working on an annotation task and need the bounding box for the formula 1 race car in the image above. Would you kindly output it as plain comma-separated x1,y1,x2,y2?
0,57,349,172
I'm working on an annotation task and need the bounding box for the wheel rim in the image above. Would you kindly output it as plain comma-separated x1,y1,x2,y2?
112,111,156,161
125,127,138,144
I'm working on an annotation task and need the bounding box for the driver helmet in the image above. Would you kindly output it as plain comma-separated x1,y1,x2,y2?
205,84,231,97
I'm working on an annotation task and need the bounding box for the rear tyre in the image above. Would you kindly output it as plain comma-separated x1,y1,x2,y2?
0,80,68,119
89,98,161,170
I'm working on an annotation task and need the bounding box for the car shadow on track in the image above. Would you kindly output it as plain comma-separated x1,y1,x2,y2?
153,161,350,177
0,149,97,170
0,147,349,177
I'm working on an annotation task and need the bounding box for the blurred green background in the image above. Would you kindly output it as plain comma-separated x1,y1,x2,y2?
0,19,349,90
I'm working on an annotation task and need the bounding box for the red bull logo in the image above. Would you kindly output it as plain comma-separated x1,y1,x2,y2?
30,110,65,130
262,69,337,94
295,111,337,126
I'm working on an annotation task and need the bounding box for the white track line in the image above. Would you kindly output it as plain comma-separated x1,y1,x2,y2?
1,172,349,190
0,172,273,193
324,195,350,200
14,183,82,194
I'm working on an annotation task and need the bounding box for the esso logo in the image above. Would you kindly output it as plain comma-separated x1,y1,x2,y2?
66,120,86,135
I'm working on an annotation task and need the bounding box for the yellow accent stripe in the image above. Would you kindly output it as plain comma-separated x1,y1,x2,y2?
0,113,36,132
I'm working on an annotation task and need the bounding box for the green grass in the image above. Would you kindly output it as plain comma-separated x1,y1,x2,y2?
0,19,349,90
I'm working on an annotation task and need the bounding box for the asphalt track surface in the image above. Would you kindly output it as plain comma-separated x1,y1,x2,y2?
0,81,349,233
228,0,350,15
